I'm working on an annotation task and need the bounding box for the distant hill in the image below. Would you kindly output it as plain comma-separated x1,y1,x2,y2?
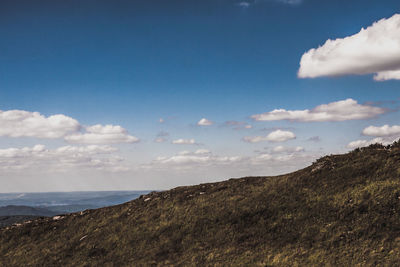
0,205,57,217
1,140,400,266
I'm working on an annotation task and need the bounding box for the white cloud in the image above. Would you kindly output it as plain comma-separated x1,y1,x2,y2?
0,110,80,139
347,137,388,149
0,109,139,145
251,99,385,122
267,130,296,142
224,121,252,130
197,118,214,126
159,118,164,123
64,124,139,144
172,138,196,145
0,145,127,172
237,2,250,7
276,0,302,4
298,14,400,80
194,149,211,155
362,124,400,137
374,70,400,81
154,137,167,143
243,130,296,143
145,150,242,170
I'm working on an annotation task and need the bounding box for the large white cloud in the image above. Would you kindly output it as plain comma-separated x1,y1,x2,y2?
0,109,139,145
243,130,296,143
0,145,127,172
0,110,80,138
64,124,139,144
362,124,400,137
298,14,400,80
251,99,385,122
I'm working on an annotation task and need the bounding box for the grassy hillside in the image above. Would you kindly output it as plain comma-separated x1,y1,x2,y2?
1,141,400,266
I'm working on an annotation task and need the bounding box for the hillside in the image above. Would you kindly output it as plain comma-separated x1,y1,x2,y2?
0,216,42,229
1,141,400,266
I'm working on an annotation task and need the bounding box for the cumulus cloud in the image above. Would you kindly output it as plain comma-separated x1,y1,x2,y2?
347,137,390,149
64,124,139,144
0,145,127,172
347,124,400,149
362,124,400,137
172,138,196,145
0,110,80,139
243,130,296,143
251,99,385,122
298,14,400,80
0,109,139,145
197,118,214,126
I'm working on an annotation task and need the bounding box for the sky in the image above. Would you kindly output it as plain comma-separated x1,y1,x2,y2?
0,0,399,192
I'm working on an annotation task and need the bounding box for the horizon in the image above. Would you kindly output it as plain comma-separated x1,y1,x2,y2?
1,0,399,192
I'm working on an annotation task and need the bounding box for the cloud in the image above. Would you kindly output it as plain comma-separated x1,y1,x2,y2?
144,150,242,170
0,145,127,172
64,124,139,144
362,124,400,137
159,118,164,123
275,0,302,4
0,110,80,139
237,1,250,7
172,138,196,145
347,123,400,149
0,109,139,145
374,70,400,81
251,99,385,122
197,118,214,126
346,137,393,149
154,137,167,143
224,121,252,130
243,130,296,143
298,14,400,80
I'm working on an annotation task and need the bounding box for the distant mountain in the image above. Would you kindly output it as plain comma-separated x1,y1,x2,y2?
0,205,57,217
1,141,400,266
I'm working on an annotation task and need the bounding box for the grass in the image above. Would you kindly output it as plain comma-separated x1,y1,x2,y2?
1,140,400,266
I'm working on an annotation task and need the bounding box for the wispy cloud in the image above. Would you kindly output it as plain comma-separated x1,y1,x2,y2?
0,145,128,173
172,138,197,145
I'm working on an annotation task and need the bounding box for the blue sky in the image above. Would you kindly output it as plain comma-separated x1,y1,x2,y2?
0,0,399,192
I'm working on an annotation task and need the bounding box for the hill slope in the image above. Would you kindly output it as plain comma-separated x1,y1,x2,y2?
1,141,400,266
